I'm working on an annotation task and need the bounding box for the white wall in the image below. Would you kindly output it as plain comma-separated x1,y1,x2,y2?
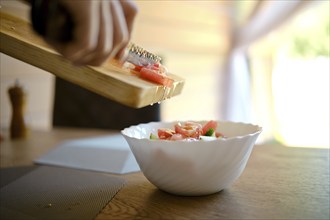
132,1,231,121
0,0,54,130
0,53,55,130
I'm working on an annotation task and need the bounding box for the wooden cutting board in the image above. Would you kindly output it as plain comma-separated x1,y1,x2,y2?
0,12,184,108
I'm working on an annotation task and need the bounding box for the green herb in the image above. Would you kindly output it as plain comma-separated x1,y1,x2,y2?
205,128,214,136
150,133,158,140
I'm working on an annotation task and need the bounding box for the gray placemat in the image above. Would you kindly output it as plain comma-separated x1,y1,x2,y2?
0,165,126,220
0,166,37,188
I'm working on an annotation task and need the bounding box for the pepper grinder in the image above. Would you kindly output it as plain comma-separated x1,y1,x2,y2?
8,80,28,139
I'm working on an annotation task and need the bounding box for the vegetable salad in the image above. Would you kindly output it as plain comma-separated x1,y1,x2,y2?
150,120,225,141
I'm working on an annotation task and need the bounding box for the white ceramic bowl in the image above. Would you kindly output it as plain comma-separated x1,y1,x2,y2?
121,121,262,196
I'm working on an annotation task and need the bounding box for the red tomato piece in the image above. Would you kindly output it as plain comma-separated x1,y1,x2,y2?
169,133,185,141
202,120,218,135
174,122,202,139
140,67,174,87
158,128,175,140
215,132,225,138
148,64,159,71
134,65,143,72
153,63,160,68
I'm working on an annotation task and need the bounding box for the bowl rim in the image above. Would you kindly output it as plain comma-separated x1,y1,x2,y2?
121,120,262,142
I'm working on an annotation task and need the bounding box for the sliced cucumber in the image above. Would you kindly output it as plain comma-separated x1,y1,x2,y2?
150,133,158,140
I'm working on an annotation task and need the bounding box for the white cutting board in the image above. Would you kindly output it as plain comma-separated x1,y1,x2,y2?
34,134,140,174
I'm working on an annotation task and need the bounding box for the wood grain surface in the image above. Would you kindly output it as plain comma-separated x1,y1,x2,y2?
0,12,185,108
99,144,330,220
1,129,329,220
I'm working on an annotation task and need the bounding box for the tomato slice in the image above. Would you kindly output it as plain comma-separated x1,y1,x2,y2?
153,63,160,68
158,128,175,140
174,122,202,139
140,67,174,87
202,120,218,135
134,65,143,72
169,133,185,141
215,132,225,138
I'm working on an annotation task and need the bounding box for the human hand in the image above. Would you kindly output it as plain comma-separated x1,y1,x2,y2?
32,0,138,66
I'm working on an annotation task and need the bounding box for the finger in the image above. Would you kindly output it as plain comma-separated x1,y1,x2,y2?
115,47,129,64
60,0,100,64
118,0,138,36
115,0,138,62
109,0,130,61
76,1,113,66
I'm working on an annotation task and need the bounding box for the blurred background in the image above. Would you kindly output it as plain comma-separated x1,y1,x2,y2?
0,0,329,148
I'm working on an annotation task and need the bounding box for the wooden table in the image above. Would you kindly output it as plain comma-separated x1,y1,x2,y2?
1,128,329,219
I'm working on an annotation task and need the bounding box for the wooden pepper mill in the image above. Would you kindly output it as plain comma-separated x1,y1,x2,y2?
8,80,28,139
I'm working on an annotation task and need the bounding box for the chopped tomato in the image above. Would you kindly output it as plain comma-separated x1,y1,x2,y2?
202,120,218,135
134,65,143,72
158,128,175,140
169,133,185,141
174,122,202,139
215,132,225,138
152,121,225,141
140,67,174,87
130,63,172,87
153,63,160,68
133,64,160,72
149,64,159,71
